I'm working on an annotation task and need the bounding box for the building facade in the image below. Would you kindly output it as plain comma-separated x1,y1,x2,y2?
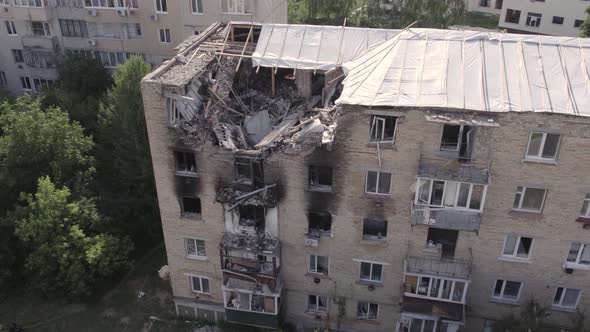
498,0,587,36
0,0,286,94
141,23,590,332
465,0,503,15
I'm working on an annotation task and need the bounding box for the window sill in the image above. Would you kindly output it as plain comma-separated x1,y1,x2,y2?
307,186,333,194
356,280,384,287
489,297,519,306
360,237,388,246
355,318,380,324
522,158,558,165
498,256,531,264
575,217,590,224
562,262,590,271
551,305,577,313
305,309,328,316
366,142,396,150
509,209,543,219
221,12,252,15
176,171,198,178
155,11,168,14
305,272,330,279
186,255,207,261
364,192,391,197
191,12,204,15
181,214,202,221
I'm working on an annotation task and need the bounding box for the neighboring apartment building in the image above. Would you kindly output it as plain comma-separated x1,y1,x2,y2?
465,0,503,15
498,0,587,36
0,0,286,95
141,22,590,332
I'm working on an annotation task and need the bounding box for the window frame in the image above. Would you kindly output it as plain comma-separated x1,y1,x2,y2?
59,19,88,38
174,150,197,176
552,16,564,25
5,21,17,35
415,178,487,212
158,28,171,43
223,0,246,14
525,12,542,28
501,234,534,261
13,0,45,7
0,71,7,87
356,301,379,320
307,294,328,312
184,237,206,259
20,76,32,91
365,170,392,195
31,21,51,37
491,279,522,302
505,8,521,24
552,287,581,310
565,242,590,268
524,131,561,162
359,261,383,283
12,49,24,63
181,196,201,218
512,186,547,213
189,274,210,294
308,254,329,276
440,124,466,152
404,274,467,304
308,165,333,192
154,0,167,13
579,194,590,217
190,0,203,14
368,115,397,144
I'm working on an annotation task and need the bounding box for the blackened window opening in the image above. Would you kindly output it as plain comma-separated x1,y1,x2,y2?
362,219,387,239
308,212,332,236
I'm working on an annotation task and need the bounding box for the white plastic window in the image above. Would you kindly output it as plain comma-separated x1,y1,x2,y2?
502,235,533,260
525,132,560,162
512,186,546,212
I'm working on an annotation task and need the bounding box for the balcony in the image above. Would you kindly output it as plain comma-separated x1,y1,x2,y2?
418,157,490,184
23,48,58,69
223,277,282,329
406,256,471,280
216,183,277,210
225,308,279,329
12,2,54,21
411,201,481,232
21,35,59,50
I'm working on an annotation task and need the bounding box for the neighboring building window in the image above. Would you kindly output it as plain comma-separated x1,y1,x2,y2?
12,49,24,63
359,261,383,282
309,255,329,275
416,178,486,211
84,0,137,8
479,0,489,7
307,294,328,312
0,0,9,5
362,218,387,240
525,132,560,161
14,0,44,7
184,237,206,258
357,301,378,320
94,51,129,68
308,165,332,191
505,9,521,24
59,19,88,38
224,0,246,13
5,21,17,35
580,194,590,217
125,23,142,38
20,76,32,90
189,275,210,293
502,235,533,260
525,12,542,27
574,20,584,28
190,0,202,13
0,71,7,87
552,16,564,25
492,279,522,301
369,115,397,143
32,78,54,91
174,151,197,175
512,186,547,212
365,171,391,195
566,242,590,267
31,21,51,36
308,211,331,236
553,287,581,309
159,28,171,43
494,0,503,9
181,196,201,218
155,0,167,13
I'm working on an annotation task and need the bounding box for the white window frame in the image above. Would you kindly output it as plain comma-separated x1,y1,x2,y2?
224,0,245,14
307,294,328,312
159,28,171,43
309,254,329,275
32,78,54,91
0,71,7,87
30,21,51,37
565,242,590,268
440,124,466,152
359,261,383,283
552,287,581,309
501,234,533,261
12,49,24,63
20,76,32,91
184,237,206,259
525,131,561,162
190,0,202,14
404,274,468,304
369,115,397,143
125,23,142,39
84,0,136,9
579,194,590,217
189,274,210,294
399,316,438,332
13,0,45,7
356,301,379,320
154,0,167,13
512,186,547,212
415,178,487,212
5,21,17,35
491,279,522,302
365,170,392,195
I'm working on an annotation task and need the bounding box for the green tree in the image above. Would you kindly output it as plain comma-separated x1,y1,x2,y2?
493,298,551,332
579,6,590,37
96,57,160,249
13,177,132,297
358,0,466,29
0,98,94,212
288,0,356,25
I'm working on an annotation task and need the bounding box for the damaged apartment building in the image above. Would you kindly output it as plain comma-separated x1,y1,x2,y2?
141,22,590,331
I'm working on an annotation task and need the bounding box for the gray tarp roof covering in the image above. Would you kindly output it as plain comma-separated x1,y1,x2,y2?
337,29,590,117
252,23,400,71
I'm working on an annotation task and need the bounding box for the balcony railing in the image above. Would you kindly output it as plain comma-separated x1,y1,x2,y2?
410,201,482,232
418,157,490,184
406,256,471,279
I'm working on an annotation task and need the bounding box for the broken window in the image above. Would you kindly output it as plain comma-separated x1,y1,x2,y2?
566,242,590,266
416,178,486,211
365,171,391,195
181,196,201,218
505,9,521,24
427,228,458,258
357,301,378,320
525,132,560,162
362,219,387,240
359,261,383,282
440,124,473,160
307,295,327,312
308,165,333,191
369,115,397,143
492,279,522,301
184,237,206,258
167,99,183,126
308,212,331,236
190,275,210,293
512,186,546,212
502,235,533,260
309,255,329,275
174,151,197,175
238,205,265,229
553,287,581,309
234,158,263,184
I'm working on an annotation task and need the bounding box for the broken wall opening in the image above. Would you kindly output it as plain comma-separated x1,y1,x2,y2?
308,211,332,237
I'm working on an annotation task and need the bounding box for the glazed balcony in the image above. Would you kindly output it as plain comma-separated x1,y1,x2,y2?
223,277,282,329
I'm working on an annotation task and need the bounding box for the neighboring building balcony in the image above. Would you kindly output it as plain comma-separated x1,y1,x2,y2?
12,2,55,21
21,35,59,50
23,48,58,69
222,277,282,329
405,255,471,280
417,157,490,184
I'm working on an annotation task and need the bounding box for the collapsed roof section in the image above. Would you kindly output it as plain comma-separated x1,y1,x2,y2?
152,22,339,157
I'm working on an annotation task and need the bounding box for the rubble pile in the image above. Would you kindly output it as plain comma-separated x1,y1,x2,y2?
221,232,279,254
216,183,277,209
